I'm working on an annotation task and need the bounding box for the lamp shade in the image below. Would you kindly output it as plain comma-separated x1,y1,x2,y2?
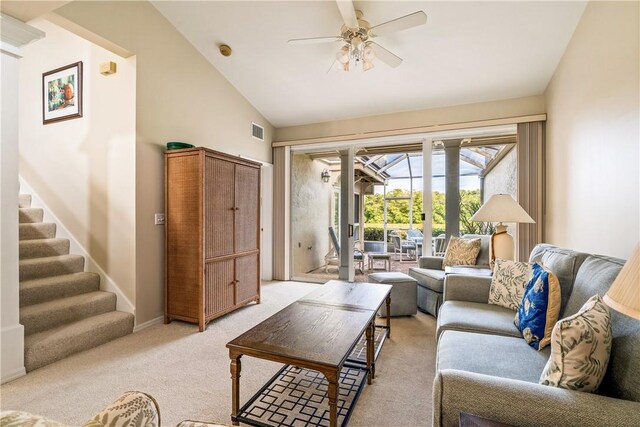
603,243,640,319
470,194,535,224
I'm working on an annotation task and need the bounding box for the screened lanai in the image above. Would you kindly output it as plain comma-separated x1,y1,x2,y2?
291,134,516,282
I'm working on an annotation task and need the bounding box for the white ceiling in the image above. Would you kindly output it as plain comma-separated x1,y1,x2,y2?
152,1,587,128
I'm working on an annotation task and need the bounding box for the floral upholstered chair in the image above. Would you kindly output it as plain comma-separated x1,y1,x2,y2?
0,391,226,427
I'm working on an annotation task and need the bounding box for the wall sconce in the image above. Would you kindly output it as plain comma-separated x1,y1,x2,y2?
321,169,330,183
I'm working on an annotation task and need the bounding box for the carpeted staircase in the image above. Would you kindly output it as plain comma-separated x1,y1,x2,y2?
18,193,134,372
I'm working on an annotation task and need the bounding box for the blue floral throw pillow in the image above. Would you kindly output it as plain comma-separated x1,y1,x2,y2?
514,262,561,351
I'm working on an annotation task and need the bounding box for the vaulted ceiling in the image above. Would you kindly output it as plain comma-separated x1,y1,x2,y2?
152,1,587,128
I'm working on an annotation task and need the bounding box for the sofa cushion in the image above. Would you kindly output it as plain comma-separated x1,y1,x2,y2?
540,294,612,393
488,259,532,311
437,301,521,341
567,254,640,403
529,244,589,316
437,330,551,383
443,236,481,267
462,234,491,267
408,267,445,292
515,263,562,351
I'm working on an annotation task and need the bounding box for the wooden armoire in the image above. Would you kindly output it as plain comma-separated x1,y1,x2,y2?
164,147,261,331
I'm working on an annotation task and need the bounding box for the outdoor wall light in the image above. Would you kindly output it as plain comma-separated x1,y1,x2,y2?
321,169,330,183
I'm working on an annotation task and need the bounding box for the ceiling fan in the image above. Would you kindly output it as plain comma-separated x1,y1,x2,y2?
288,0,427,72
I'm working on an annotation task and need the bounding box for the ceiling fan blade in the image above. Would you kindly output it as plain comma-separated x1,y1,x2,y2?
369,42,403,68
370,11,427,37
336,0,359,29
288,36,342,45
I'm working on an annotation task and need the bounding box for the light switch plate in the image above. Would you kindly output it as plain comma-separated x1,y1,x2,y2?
155,213,165,225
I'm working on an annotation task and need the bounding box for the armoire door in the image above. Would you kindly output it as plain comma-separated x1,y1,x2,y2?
205,157,235,258
234,164,260,253
204,258,235,317
235,253,259,303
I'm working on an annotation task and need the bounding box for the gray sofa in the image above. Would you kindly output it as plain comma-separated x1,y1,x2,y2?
409,234,490,316
433,244,640,426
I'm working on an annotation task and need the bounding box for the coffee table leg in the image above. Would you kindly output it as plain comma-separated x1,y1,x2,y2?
230,353,242,425
386,294,391,337
366,321,374,384
326,370,339,427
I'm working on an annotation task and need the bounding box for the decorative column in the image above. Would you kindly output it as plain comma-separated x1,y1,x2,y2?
422,138,433,255
444,139,462,241
339,148,354,281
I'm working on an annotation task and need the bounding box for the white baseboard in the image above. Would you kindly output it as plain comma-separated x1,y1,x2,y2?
1,366,26,384
18,177,136,316
1,324,26,384
133,316,163,333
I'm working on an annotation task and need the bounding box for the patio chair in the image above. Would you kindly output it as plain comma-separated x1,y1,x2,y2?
325,226,364,273
407,229,424,256
406,229,424,245
390,231,417,262
433,234,447,256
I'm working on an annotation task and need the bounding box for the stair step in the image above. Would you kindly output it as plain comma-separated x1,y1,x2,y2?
20,272,100,307
24,311,134,372
19,194,32,208
21,291,116,336
19,207,44,223
20,238,70,259
19,223,56,240
19,254,84,281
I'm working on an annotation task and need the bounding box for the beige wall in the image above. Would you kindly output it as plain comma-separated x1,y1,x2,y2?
19,19,137,305
55,1,274,324
545,1,639,259
291,154,331,275
274,95,545,142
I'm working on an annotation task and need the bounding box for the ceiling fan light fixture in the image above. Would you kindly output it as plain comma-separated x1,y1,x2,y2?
336,45,350,64
363,43,375,61
363,60,374,71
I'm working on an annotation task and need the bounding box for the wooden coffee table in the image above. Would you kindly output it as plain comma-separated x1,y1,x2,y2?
227,281,391,427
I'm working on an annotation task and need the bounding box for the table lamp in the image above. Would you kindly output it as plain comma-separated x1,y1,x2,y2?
603,243,640,319
470,194,535,267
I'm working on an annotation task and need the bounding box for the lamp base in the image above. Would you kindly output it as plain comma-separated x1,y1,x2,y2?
490,224,514,269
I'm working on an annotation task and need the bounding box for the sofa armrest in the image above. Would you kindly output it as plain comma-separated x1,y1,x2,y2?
1,411,67,427
419,256,444,270
443,274,491,303
433,369,640,427
84,391,160,427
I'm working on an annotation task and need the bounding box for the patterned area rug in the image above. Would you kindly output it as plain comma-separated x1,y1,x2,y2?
237,365,367,427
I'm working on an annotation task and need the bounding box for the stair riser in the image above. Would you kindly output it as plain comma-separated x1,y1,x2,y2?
19,208,44,223
20,274,100,307
19,194,32,208
24,313,134,372
20,239,70,259
20,256,84,281
19,223,56,240
21,293,116,336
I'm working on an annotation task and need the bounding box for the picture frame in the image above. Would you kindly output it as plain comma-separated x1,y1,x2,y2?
42,61,83,125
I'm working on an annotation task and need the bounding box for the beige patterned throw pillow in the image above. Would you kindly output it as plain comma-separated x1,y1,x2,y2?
442,236,481,267
539,294,612,393
488,259,532,311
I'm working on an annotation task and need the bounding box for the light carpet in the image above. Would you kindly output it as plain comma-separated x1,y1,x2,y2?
1,281,436,426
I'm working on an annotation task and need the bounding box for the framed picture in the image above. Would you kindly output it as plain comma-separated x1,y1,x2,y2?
42,61,83,124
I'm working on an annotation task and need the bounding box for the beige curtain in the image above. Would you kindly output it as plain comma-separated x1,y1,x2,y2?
272,146,290,280
517,121,545,261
